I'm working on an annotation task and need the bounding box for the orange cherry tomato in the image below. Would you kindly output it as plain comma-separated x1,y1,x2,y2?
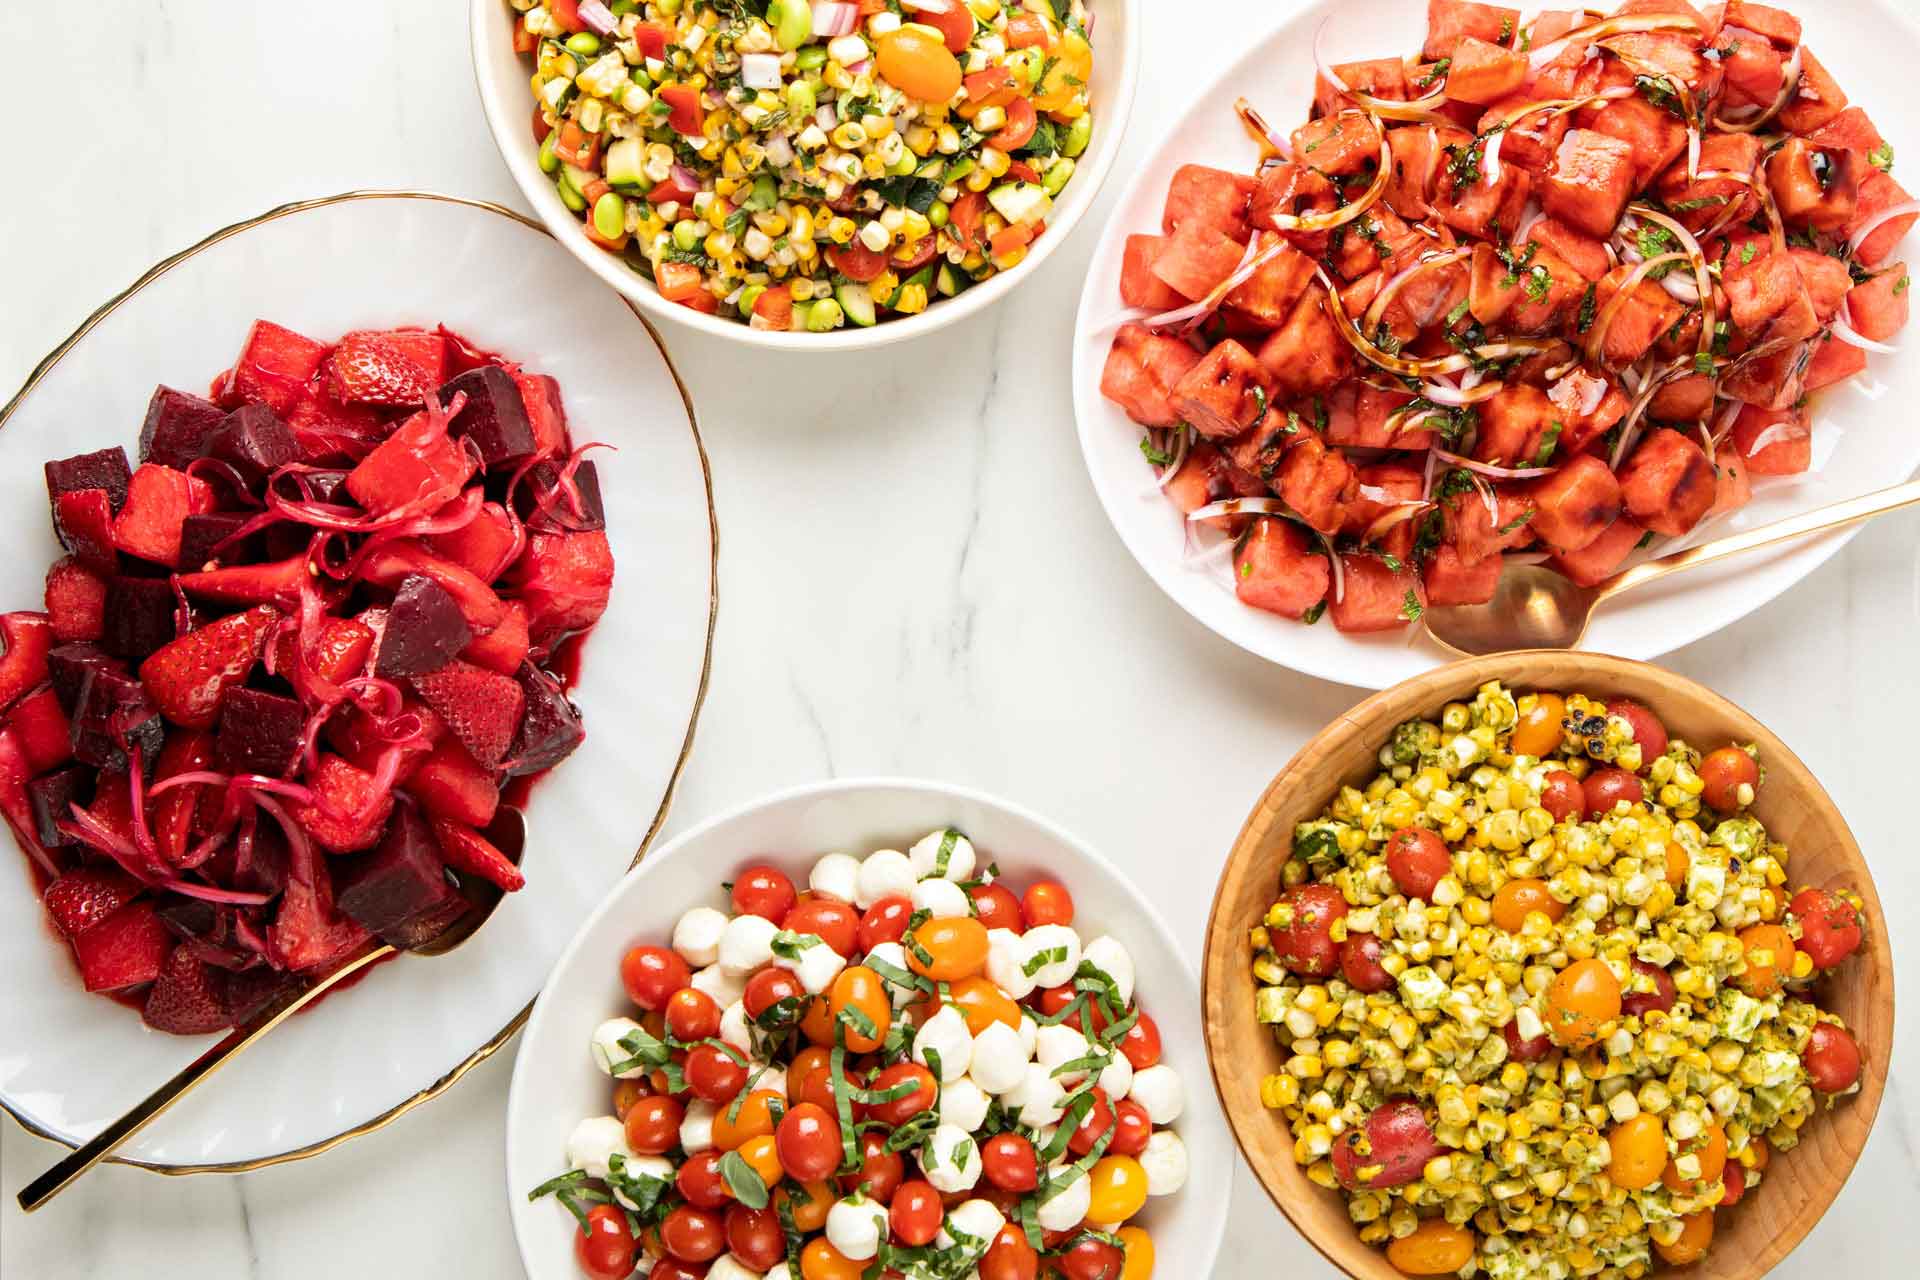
801,1237,867,1280
876,27,965,103
1653,1211,1714,1266
1607,1113,1667,1190
1509,691,1566,757
801,994,838,1046
776,1180,834,1233
737,1133,784,1189
907,916,990,981
1385,1219,1477,1275
1663,1123,1727,1193
1545,958,1620,1049
1491,878,1566,932
711,1089,781,1152
1085,1155,1149,1223
1116,1227,1155,1280
980,1223,1041,1280
612,1076,649,1119
949,975,1024,1035
828,965,893,1052
1005,11,1051,48
1734,923,1795,996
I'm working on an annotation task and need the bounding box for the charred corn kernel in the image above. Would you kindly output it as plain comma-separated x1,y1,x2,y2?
893,283,929,314
1262,1074,1300,1108
828,216,858,244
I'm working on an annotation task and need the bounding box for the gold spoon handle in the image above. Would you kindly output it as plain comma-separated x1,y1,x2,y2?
15,943,397,1212
1603,475,1920,599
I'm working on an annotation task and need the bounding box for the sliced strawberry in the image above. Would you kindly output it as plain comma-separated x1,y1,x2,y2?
224,320,329,416
268,828,372,971
84,767,137,846
290,753,394,854
462,600,530,675
346,407,477,516
0,613,55,715
176,555,311,610
376,329,451,385
142,944,231,1034
137,605,279,729
43,866,144,939
0,727,57,871
8,687,72,774
407,737,499,828
426,500,518,580
112,464,216,568
52,489,119,573
283,386,387,462
151,728,216,864
431,818,524,892
44,556,108,642
72,899,174,992
325,330,439,407
510,530,614,643
408,661,524,769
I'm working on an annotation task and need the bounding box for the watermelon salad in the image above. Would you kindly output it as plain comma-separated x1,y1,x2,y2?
0,321,615,1034
1099,0,1916,636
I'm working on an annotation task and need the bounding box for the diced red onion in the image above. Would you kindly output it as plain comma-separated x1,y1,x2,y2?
576,0,617,35
1848,199,1920,257
1433,449,1551,480
740,53,784,90
848,59,873,76
812,1,859,38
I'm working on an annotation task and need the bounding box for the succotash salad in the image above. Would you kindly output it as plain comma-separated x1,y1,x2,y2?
533,830,1186,1280
1250,683,1870,1278
508,0,1096,331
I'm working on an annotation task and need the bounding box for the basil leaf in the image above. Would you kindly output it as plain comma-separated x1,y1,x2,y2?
719,1149,771,1209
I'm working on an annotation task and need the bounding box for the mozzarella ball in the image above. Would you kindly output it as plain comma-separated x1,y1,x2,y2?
940,1077,992,1132
809,852,861,903
854,848,916,908
920,1122,982,1193
938,1198,1006,1256
749,1063,788,1100
1020,924,1082,990
690,963,746,1009
720,1001,752,1054
865,941,918,1008
1035,1023,1096,1084
985,928,1037,1001
1098,1050,1135,1101
1081,935,1136,1007
909,829,976,882
763,1267,794,1280
1141,1130,1190,1196
912,1005,974,1082
1005,1062,1067,1128
824,1194,888,1261
719,912,780,976
610,1154,674,1209
679,1099,717,1153
911,877,972,919
774,938,846,995
671,906,729,967
707,1258,764,1280
1036,1167,1092,1231
566,1115,633,1179
1018,1013,1040,1059
590,1017,647,1078
968,1020,1030,1095
1129,1065,1185,1125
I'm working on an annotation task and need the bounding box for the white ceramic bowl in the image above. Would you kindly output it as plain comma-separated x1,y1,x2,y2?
470,0,1139,350
0,192,716,1171
506,777,1231,1278
1072,0,1920,689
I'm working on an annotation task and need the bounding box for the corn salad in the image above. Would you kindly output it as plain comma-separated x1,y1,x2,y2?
509,0,1095,331
1250,682,1869,1278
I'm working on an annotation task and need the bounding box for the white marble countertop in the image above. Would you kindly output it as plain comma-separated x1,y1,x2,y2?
0,1,1914,1276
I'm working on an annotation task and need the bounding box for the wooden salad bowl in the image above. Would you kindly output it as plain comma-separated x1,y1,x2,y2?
1201,652,1894,1280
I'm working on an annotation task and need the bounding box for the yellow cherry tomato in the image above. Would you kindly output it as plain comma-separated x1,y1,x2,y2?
948,975,1023,1035
1509,692,1567,758
801,994,837,1046
1545,957,1621,1049
738,1133,784,1190
1664,1122,1728,1193
1385,1219,1477,1275
907,916,990,981
777,1179,834,1232
1491,877,1565,932
1735,924,1795,996
801,1238,866,1280
1086,1155,1149,1224
1607,1113,1667,1190
1654,1211,1715,1266
1117,1226,1155,1280
828,965,892,1052
712,1089,783,1151
876,27,963,103
1032,29,1091,112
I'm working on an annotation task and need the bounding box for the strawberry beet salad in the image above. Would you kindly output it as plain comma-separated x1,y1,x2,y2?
1101,0,1915,636
0,320,615,1035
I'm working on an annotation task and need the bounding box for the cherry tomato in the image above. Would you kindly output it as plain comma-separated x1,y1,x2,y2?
687,1042,749,1104
1119,1011,1163,1070
1021,880,1075,927
1037,984,1108,1035
1331,1099,1443,1190
980,1223,1042,1280
969,882,1025,932
677,1150,731,1209
858,895,915,950
875,26,964,101
1734,924,1795,997
1109,1097,1154,1156
1339,931,1395,993
800,1237,865,1280
838,1129,904,1201
993,96,1039,150
793,1063,837,1115
1720,1160,1748,1206
828,965,893,1053
665,987,722,1041
800,994,838,1047
1385,1219,1477,1275
1700,745,1761,811
1086,1155,1148,1223
776,1180,834,1233
621,945,691,1011
1607,1112,1667,1190
1502,1018,1553,1063
1803,1022,1862,1092
948,191,988,252
950,974,1024,1035
826,241,887,283
1271,883,1350,978
980,1133,1039,1192
625,1095,684,1155
1546,958,1621,1049
1661,1122,1728,1194
574,1204,637,1280
711,1089,781,1151
612,1076,649,1119
786,896,861,957
776,1102,843,1182
1056,1235,1126,1280
1789,887,1864,968
549,0,588,34
648,1261,705,1280
1540,770,1585,822
1067,1087,1116,1157
1606,699,1668,763
744,967,807,1023
732,864,798,924
726,1204,787,1270
660,1204,725,1263
891,1179,945,1245
737,1134,783,1188
1385,826,1452,899
1510,691,1567,757
1620,959,1678,1018
1491,877,1565,932
907,916,991,981
1665,841,1690,889
1583,768,1644,819
916,0,975,52
1653,1210,1714,1266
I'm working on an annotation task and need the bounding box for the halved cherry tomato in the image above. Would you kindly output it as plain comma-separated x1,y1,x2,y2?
1510,691,1567,757
632,21,671,60
550,0,588,34
1539,770,1584,822
1546,957,1621,1049
893,235,941,272
1005,11,1052,48
948,191,988,251
657,84,706,137
827,241,888,283
1606,699,1668,762
990,223,1033,258
582,222,629,252
750,284,795,332
553,121,600,169
964,65,1021,103
918,0,975,52
530,101,550,139
994,97,1039,150
1006,159,1043,185
875,27,963,102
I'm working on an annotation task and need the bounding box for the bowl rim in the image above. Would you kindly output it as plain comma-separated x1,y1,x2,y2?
0,189,718,1176
1200,651,1895,1280
505,774,1231,1278
467,0,1142,351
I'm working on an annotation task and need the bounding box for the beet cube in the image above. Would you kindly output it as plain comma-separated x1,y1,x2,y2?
333,806,470,948
140,386,229,470
221,965,304,1024
302,471,352,505
208,403,300,481
70,667,163,771
213,687,306,777
48,642,125,714
440,366,537,468
518,459,606,534
28,764,94,847
45,447,133,512
101,575,180,660
506,662,585,777
178,512,258,572
374,575,473,678
204,818,289,897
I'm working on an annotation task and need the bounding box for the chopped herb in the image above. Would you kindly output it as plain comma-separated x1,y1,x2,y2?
769,930,820,961
1634,530,1657,549
1138,434,1176,467
1635,74,1685,117
1870,142,1896,173
1524,264,1554,302
1740,241,1758,265
1399,589,1424,622
1498,15,1514,42
1898,275,1912,296
1413,59,1450,90
1534,422,1563,466
1445,297,1473,329
1303,121,1344,154
1249,384,1270,431
1668,195,1727,213
1301,599,1327,625
1497,506,1537,535
1576,283,1599,333
718,1150,771,1209
1694,350,1717,375
1023,946,1068,977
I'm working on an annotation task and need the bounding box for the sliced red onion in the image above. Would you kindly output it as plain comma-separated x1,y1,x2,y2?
1363,501,1435,544
1749,419,1811,454
1187,498,1290,522
158,878,276,907
1235,97,1294,160
1830,315,1900,355
1420,377,1501,408
1715,44,1802,134
1312,19,1449,120
847,59,873,76
1144,235,1282,333
1433,448,1551,480
1549,369,1608,418
1528,12,1703,70
1482,127,1509,187
1183,536,1238,570
1708,396,1745,447
741,53,784,90
1685,124,1701,183
576,0,617,35
1313,20,1351,94
1319,531,1346,603
1584,251,1689,365
1362,247,1471,336
812,0,859,38
58,806,162,884
1848,199,1920,257
1609,358,1690,468
1155,427,1191,491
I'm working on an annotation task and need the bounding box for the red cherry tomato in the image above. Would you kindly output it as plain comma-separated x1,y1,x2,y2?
1700,745,1761,811
891,1180,945,1246
686,1043,749,1105
1109,1097,1153,1157
916,0,975,51
1119,1010,1162,1070
725,1205,786,1270
1619,959,1677,1018
1021,881,1075,927
1332,1099,1444,1190
1789,887,1864,969
865,1062,938,1126
1803,1023,1862,1092
549,0,589,34
827,242,887,283
1720,1160,1747,1207
1339,931,1395,993
1385,826,1452,900
993,96,1039,150
624,1095,685,1155
1037,984,1108,1035
981,1223,1041,1280
981,1132,1039,1192
969,882,1025,932
574,1204,637,1280
665,987,722,1041
839,1130,905,1200
744,967,806,1022
732,865,798,924
856,896,914,950
676,1150,730,1209
1502,1019,1553,1063
621,945,691,1011
1056,1236,1126,1280
1540,770,1585,822
648,1261,705,1280
660,1204,726,1263
1583,768,1645,819
1067,1087,1115,1157
775,1102,843,1182
1270,884,1349,978
785,896,861,957
1607,700,1669,763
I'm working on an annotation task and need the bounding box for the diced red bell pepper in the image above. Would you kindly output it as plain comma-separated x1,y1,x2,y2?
1004,11,1050,49
657,84,706,137
549,0,588,34
654,259,704,303
632,21,672,60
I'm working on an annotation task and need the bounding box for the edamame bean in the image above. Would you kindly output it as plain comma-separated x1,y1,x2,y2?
744,172,778,211
786,79,817,115
672,219,703,251
766,0,813,51
1062,113,1092,158
537,129,562,174
565,32,601,56
795,46,829,71
928,199,949,228
736,283,767,316
805,298,845,331
593,191,626,239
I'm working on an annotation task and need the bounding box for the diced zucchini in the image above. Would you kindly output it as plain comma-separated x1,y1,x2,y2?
836,281,877,327
987,182,1052,227
605,137,649,192
936,263,969,297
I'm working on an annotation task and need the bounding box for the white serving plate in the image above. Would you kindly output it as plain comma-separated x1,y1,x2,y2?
1072,0,1920,689
506,777,1231,1279
470,0,1139,350
0,192,716,1171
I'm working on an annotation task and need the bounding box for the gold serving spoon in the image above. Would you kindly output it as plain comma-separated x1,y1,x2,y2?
1425,475,1920,656
16,808,526,1212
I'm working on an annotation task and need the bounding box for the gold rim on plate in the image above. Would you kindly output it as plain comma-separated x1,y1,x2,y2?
0,189,718,1175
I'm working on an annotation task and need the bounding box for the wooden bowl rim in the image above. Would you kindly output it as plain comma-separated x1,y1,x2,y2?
1201,651,1896,1280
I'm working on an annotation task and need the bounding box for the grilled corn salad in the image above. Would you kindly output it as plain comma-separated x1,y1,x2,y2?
509,0,1095,331
1251,683,1870,1278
